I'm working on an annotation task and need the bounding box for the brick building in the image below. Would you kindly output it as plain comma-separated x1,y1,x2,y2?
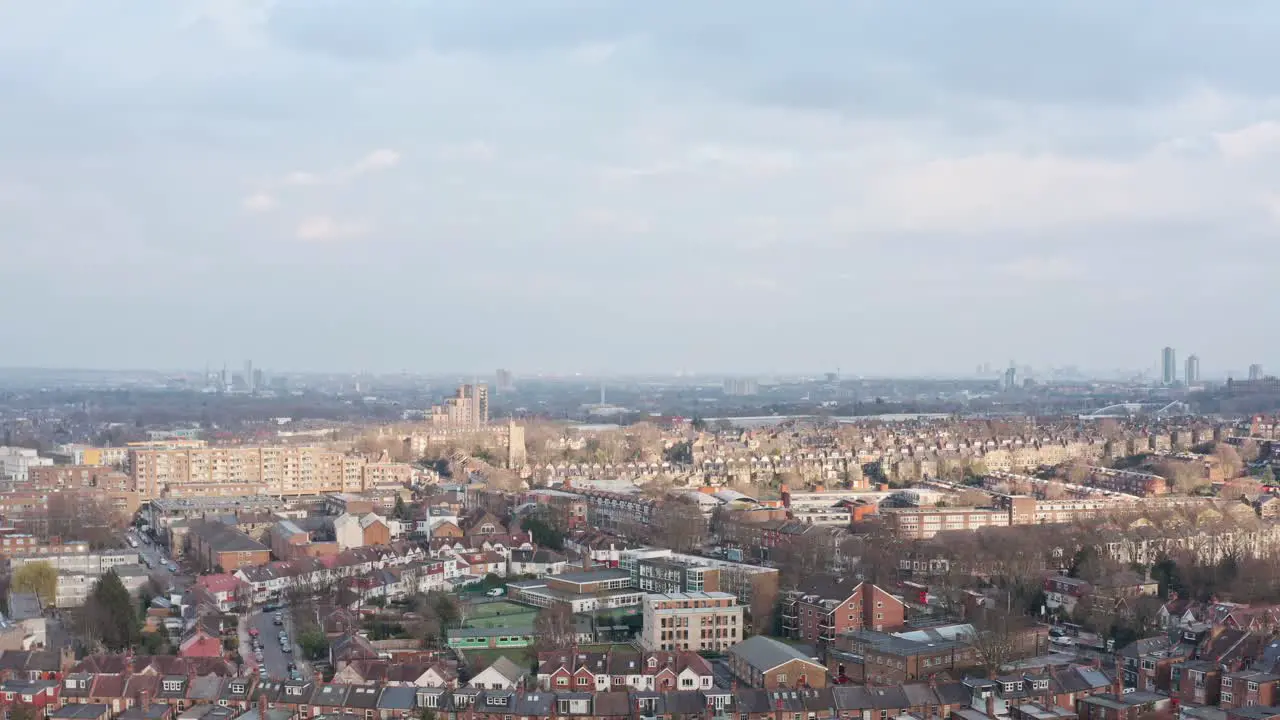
781,579,905,645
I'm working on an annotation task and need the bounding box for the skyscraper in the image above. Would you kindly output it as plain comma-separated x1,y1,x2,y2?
1185,355,1200,386
1249,364,1264,381
1161,347,1177,385
1003,363,1018,391
244,359,255,394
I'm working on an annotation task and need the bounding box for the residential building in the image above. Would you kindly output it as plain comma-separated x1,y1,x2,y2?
0,448,52,483
640,592,743,653
781,579,905,644
334,513,390,550
129,446,413,500
28,466,132,492
879,506,1012,539
1220,670,1280,709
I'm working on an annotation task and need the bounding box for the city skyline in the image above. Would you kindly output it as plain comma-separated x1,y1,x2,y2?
2,2,1278,373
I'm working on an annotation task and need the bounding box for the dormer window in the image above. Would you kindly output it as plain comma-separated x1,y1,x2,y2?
163,681,183,692
230,683,246,694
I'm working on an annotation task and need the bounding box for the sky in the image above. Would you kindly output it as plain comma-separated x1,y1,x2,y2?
2,1,1279,377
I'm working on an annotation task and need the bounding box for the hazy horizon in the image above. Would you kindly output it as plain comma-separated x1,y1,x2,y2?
3,2,1277,374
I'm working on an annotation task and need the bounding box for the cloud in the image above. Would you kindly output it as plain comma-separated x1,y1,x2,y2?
6,0,1280,372
1214,121,1280,160
278,150,401,188
295,216,369,242
351,148,400,174
241,192,276,212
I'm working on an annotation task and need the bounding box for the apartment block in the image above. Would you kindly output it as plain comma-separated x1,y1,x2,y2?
1219,670,1280,708
880,506,1012,540
9,547,142,608
129,446,412,499
781,580,905,644
28,465,132,492
0,448,52,483
641,592,743,653
429,384,489,429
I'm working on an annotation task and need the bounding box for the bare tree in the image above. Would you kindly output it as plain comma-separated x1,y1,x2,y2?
773,531,831,588
968,609,1023,677
532,603,579,654
651,498,707,553
1214,444,1245,480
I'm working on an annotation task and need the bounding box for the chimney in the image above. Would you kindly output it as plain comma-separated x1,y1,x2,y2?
985,694,996,719
259,693,268,720
141,691,150,711
1113,657,1124,697
314,670,323,686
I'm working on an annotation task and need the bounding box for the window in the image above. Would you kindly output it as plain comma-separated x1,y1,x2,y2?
1223,693,1233,703
1141,660,1155,671
556,678,568,687
1223,678,1233,689
777,673,787,685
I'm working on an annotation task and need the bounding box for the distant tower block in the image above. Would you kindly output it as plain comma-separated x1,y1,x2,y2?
507,421,527,469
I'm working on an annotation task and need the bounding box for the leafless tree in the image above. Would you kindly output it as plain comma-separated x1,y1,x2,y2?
773,531,831,588
968,609,1022,677
1214,444,1245,480
532,603,578,654
651,498,707,553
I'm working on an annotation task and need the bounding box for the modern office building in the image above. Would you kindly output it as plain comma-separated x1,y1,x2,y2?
1250,364,1265,381
1185,355,1200,386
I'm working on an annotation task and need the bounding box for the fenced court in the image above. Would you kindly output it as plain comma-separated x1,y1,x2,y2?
462,600,539,629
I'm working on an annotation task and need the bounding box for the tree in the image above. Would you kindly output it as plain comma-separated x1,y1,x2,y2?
9,703,37,720
1155,460,1206,494
650,499,707,553
1259,465,1276,485
663,441,692,464
1240,440,1262,464
393,495,408,521
1065,462,1091,486
532,604,578,654
84,571,140,651
522,513,566,551
297,630,329,661
11,562,56,606
969,609,1022,678
1214,444,1244,480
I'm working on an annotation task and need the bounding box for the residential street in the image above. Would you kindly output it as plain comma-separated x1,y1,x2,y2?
245,606,311,680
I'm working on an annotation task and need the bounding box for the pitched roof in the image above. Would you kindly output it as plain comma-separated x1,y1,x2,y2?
727,636,821,674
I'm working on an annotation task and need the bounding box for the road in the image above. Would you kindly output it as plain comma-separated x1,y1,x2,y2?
133,536,191,591
245,607,310,681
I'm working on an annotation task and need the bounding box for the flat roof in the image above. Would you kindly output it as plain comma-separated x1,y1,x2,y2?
553,569,631,584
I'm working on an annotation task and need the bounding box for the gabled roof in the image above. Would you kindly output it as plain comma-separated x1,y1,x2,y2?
727,636,822,674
